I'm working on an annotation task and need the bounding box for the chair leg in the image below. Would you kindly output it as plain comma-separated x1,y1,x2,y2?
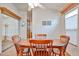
54,53,56,56
63,53,65,56
17,52,19,56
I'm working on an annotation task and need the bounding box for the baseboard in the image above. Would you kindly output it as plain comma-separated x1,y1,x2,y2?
2,45,13,52
66,51,71,56
69,43,78,47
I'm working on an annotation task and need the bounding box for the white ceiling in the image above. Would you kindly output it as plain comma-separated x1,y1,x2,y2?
13,3,28,11
41,3,69,11
13,3,69,11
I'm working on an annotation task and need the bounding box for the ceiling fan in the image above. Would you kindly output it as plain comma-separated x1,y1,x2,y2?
27,0,45,11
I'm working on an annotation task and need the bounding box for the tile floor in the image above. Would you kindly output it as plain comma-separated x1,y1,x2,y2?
67,43,79,56
2,39,13,51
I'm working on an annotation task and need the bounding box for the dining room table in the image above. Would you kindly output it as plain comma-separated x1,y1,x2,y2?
16,38,66,56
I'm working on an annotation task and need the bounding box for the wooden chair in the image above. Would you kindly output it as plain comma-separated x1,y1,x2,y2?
29,40,53,56
12,35,31,56
53,35,70,56
35,34,47,39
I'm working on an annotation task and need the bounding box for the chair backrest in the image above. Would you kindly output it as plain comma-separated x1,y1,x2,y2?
29,40,53,56
12,35,21,43
60,35,70,53
35,34,47,39
60,35,70,43
12,35,20,55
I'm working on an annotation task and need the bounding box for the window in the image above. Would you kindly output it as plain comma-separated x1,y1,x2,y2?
65,9,78,45
65,14,77,30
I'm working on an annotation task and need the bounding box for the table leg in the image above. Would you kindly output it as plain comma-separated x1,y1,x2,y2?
59,47,64,56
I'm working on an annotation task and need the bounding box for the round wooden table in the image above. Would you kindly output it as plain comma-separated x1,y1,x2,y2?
16,39,65,56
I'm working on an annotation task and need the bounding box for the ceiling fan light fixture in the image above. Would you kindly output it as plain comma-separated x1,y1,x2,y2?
28,3,34,8
28,3,40,8
34,3,39,7
27,0,40,8
27,0,44,11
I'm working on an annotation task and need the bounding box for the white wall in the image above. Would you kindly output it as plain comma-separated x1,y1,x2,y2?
19,11,27,40
32,8,65,39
